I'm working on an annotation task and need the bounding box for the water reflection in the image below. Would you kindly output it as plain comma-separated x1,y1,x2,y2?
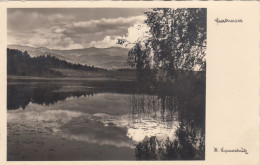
129,94,205,160
7,84,94,110
7,83,140,110
7,81,205,160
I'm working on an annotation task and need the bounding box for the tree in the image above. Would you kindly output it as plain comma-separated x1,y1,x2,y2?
118,8,206,79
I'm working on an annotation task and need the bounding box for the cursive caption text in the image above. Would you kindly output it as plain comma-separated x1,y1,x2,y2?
213,147,248,154
215,18,243,25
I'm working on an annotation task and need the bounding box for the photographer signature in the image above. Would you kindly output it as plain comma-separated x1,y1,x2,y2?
213,147,248,154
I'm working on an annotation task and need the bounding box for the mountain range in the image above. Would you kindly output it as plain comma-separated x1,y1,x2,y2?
8,44,131,69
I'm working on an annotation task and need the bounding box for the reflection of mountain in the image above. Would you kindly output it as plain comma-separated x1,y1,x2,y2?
7,82,156,110
8,44,130,69
8,79,205,160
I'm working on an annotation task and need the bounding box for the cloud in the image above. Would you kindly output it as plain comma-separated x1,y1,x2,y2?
8,10,74,31
62,15,146,43
8,8,149,49
124,23,150,44
89,22,150,48
89,36,120,48
72,15,145,29
9,27,84,50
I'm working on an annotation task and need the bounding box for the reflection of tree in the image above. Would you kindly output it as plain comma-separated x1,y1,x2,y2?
129,95,179,126
135,136,158,160
7,84,95,110
135,123,205,160
130,92,205,160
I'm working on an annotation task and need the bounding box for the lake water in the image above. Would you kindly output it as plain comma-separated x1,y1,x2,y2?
7,82,205,160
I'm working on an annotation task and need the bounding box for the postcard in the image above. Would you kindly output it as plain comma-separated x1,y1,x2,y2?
0,1,258,165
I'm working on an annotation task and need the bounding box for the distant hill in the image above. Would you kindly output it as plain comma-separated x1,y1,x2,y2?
7,48,104,77
8,44,130,69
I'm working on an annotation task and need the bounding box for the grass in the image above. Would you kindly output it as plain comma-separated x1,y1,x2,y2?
53,68,136,81
8,69,137,82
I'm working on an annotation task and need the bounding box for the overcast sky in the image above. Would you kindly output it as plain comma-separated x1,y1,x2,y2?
8,8,149,49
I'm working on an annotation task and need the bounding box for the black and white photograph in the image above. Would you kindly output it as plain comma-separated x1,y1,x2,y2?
7,8,206,161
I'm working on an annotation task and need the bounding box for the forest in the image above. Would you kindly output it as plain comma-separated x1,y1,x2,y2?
7,48,104,77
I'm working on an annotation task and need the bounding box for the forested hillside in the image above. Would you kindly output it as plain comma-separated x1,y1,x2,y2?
7,48,104,77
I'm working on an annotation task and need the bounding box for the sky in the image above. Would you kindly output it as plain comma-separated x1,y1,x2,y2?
8,8,149,50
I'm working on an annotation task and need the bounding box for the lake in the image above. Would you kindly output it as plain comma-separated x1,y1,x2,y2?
7,80,205,160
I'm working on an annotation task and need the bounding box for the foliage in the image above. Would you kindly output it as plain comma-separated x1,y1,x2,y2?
7,48,104,77
118,8,206,79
